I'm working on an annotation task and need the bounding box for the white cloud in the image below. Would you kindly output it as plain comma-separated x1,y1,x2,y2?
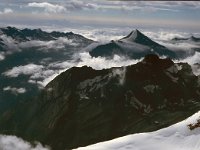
174,52,200,76
0,8,13,14
0,52,5,61
140,30,200,58
1,27,200,88
63,1,200,13
143,30,191,41
102,1,200,12
0,35,20,53
0,134,49,150
38,52,140,87
64,0,98,11
0,34,78,60
28,2,66,13
76,52,140,69
19,37,78,50
3,86,26,94
3,64,44,77
112,67,127,85
30,70,55,80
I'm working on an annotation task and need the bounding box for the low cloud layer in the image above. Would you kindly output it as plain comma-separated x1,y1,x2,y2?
3,86,26,95
34,52,140,87
3,64,44,78
0,135,50,150
0,34,78,60
2,51,140,87
174,52,200,76
1,27,200,87
19,37,78,51
0,52,5,60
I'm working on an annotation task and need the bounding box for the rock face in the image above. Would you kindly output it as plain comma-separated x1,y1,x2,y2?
1,54,200,150
89,30,177,59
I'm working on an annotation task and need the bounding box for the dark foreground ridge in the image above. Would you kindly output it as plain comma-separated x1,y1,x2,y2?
1,54,200,150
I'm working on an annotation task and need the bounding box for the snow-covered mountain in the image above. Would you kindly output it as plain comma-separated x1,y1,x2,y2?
76,110,200,150
89,30,177,59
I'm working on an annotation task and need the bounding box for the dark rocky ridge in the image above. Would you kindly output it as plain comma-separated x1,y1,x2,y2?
0,54,200,150
0,26,92,42
172,36,200,42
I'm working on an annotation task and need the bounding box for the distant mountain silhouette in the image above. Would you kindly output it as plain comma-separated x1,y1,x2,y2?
172,36,200,42
0,26,93,42
89,29,177,59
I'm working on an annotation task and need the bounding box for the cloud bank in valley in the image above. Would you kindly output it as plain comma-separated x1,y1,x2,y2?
0,34,79,60
3,52,140,87
3,64,44,78
1,27,200,87
0,135,50,150
3,86,26,94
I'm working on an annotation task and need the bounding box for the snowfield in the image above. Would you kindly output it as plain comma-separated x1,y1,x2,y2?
75,111,200,150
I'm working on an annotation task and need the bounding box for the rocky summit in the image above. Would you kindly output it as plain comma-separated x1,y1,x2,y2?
1,54,200,150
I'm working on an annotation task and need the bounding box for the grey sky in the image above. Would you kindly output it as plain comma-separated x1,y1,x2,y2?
0,0,200,32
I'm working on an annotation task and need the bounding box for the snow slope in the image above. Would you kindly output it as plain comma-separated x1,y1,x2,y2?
75,111,200,150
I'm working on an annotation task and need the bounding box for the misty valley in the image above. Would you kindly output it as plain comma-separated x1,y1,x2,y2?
0,26,200,150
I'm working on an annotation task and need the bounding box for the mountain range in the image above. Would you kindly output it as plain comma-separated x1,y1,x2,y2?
0,27,200,150
0,26,90,42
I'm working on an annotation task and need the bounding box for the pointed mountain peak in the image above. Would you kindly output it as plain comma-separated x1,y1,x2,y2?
120,29,144,42
119,29,162,48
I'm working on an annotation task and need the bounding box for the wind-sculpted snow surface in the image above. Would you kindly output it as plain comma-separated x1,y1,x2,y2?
76,111,200,150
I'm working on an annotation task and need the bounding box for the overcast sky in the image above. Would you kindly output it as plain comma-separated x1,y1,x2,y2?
0,0,200,32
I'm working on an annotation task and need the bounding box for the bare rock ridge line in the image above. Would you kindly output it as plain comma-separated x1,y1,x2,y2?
1,54,200,150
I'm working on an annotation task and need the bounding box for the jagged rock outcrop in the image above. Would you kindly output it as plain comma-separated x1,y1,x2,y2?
1,54,200,150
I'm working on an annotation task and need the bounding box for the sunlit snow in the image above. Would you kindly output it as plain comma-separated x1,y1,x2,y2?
76,111,200,150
